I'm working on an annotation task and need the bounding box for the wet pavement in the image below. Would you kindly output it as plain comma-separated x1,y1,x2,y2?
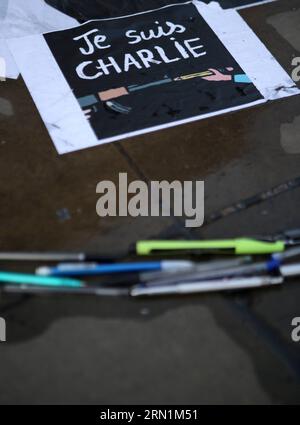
0,0,300,404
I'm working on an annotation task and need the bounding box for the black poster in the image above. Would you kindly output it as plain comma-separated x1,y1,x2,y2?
217,0,273,8
44,2,262,140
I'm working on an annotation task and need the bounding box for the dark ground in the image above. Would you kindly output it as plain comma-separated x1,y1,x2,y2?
0,0,300,404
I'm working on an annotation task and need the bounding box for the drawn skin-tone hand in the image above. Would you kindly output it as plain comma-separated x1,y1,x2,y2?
202,68,232,81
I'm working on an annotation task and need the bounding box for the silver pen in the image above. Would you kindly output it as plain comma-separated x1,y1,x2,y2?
131,276,283,297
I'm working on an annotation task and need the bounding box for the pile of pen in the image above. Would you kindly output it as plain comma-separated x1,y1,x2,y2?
1,229,300,298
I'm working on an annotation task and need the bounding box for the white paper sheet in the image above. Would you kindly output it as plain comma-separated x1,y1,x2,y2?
1,0,77,79
0,0,16,79
0,1,9,19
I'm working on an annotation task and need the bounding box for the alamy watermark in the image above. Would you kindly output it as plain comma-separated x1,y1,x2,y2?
280,58,300,155
96,173,204,228
0,317,6,342
291,57,300,83
291,317,300,343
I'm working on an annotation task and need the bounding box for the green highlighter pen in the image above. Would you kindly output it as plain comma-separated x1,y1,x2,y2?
136,238,285,256
0,271,83,288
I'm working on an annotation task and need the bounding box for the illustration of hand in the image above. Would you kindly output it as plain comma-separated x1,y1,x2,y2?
202,68,232,81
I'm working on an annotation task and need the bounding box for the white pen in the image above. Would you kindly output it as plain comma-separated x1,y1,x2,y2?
131,276,283,297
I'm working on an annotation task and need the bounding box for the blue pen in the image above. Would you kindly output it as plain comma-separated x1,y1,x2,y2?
36,261,195,277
